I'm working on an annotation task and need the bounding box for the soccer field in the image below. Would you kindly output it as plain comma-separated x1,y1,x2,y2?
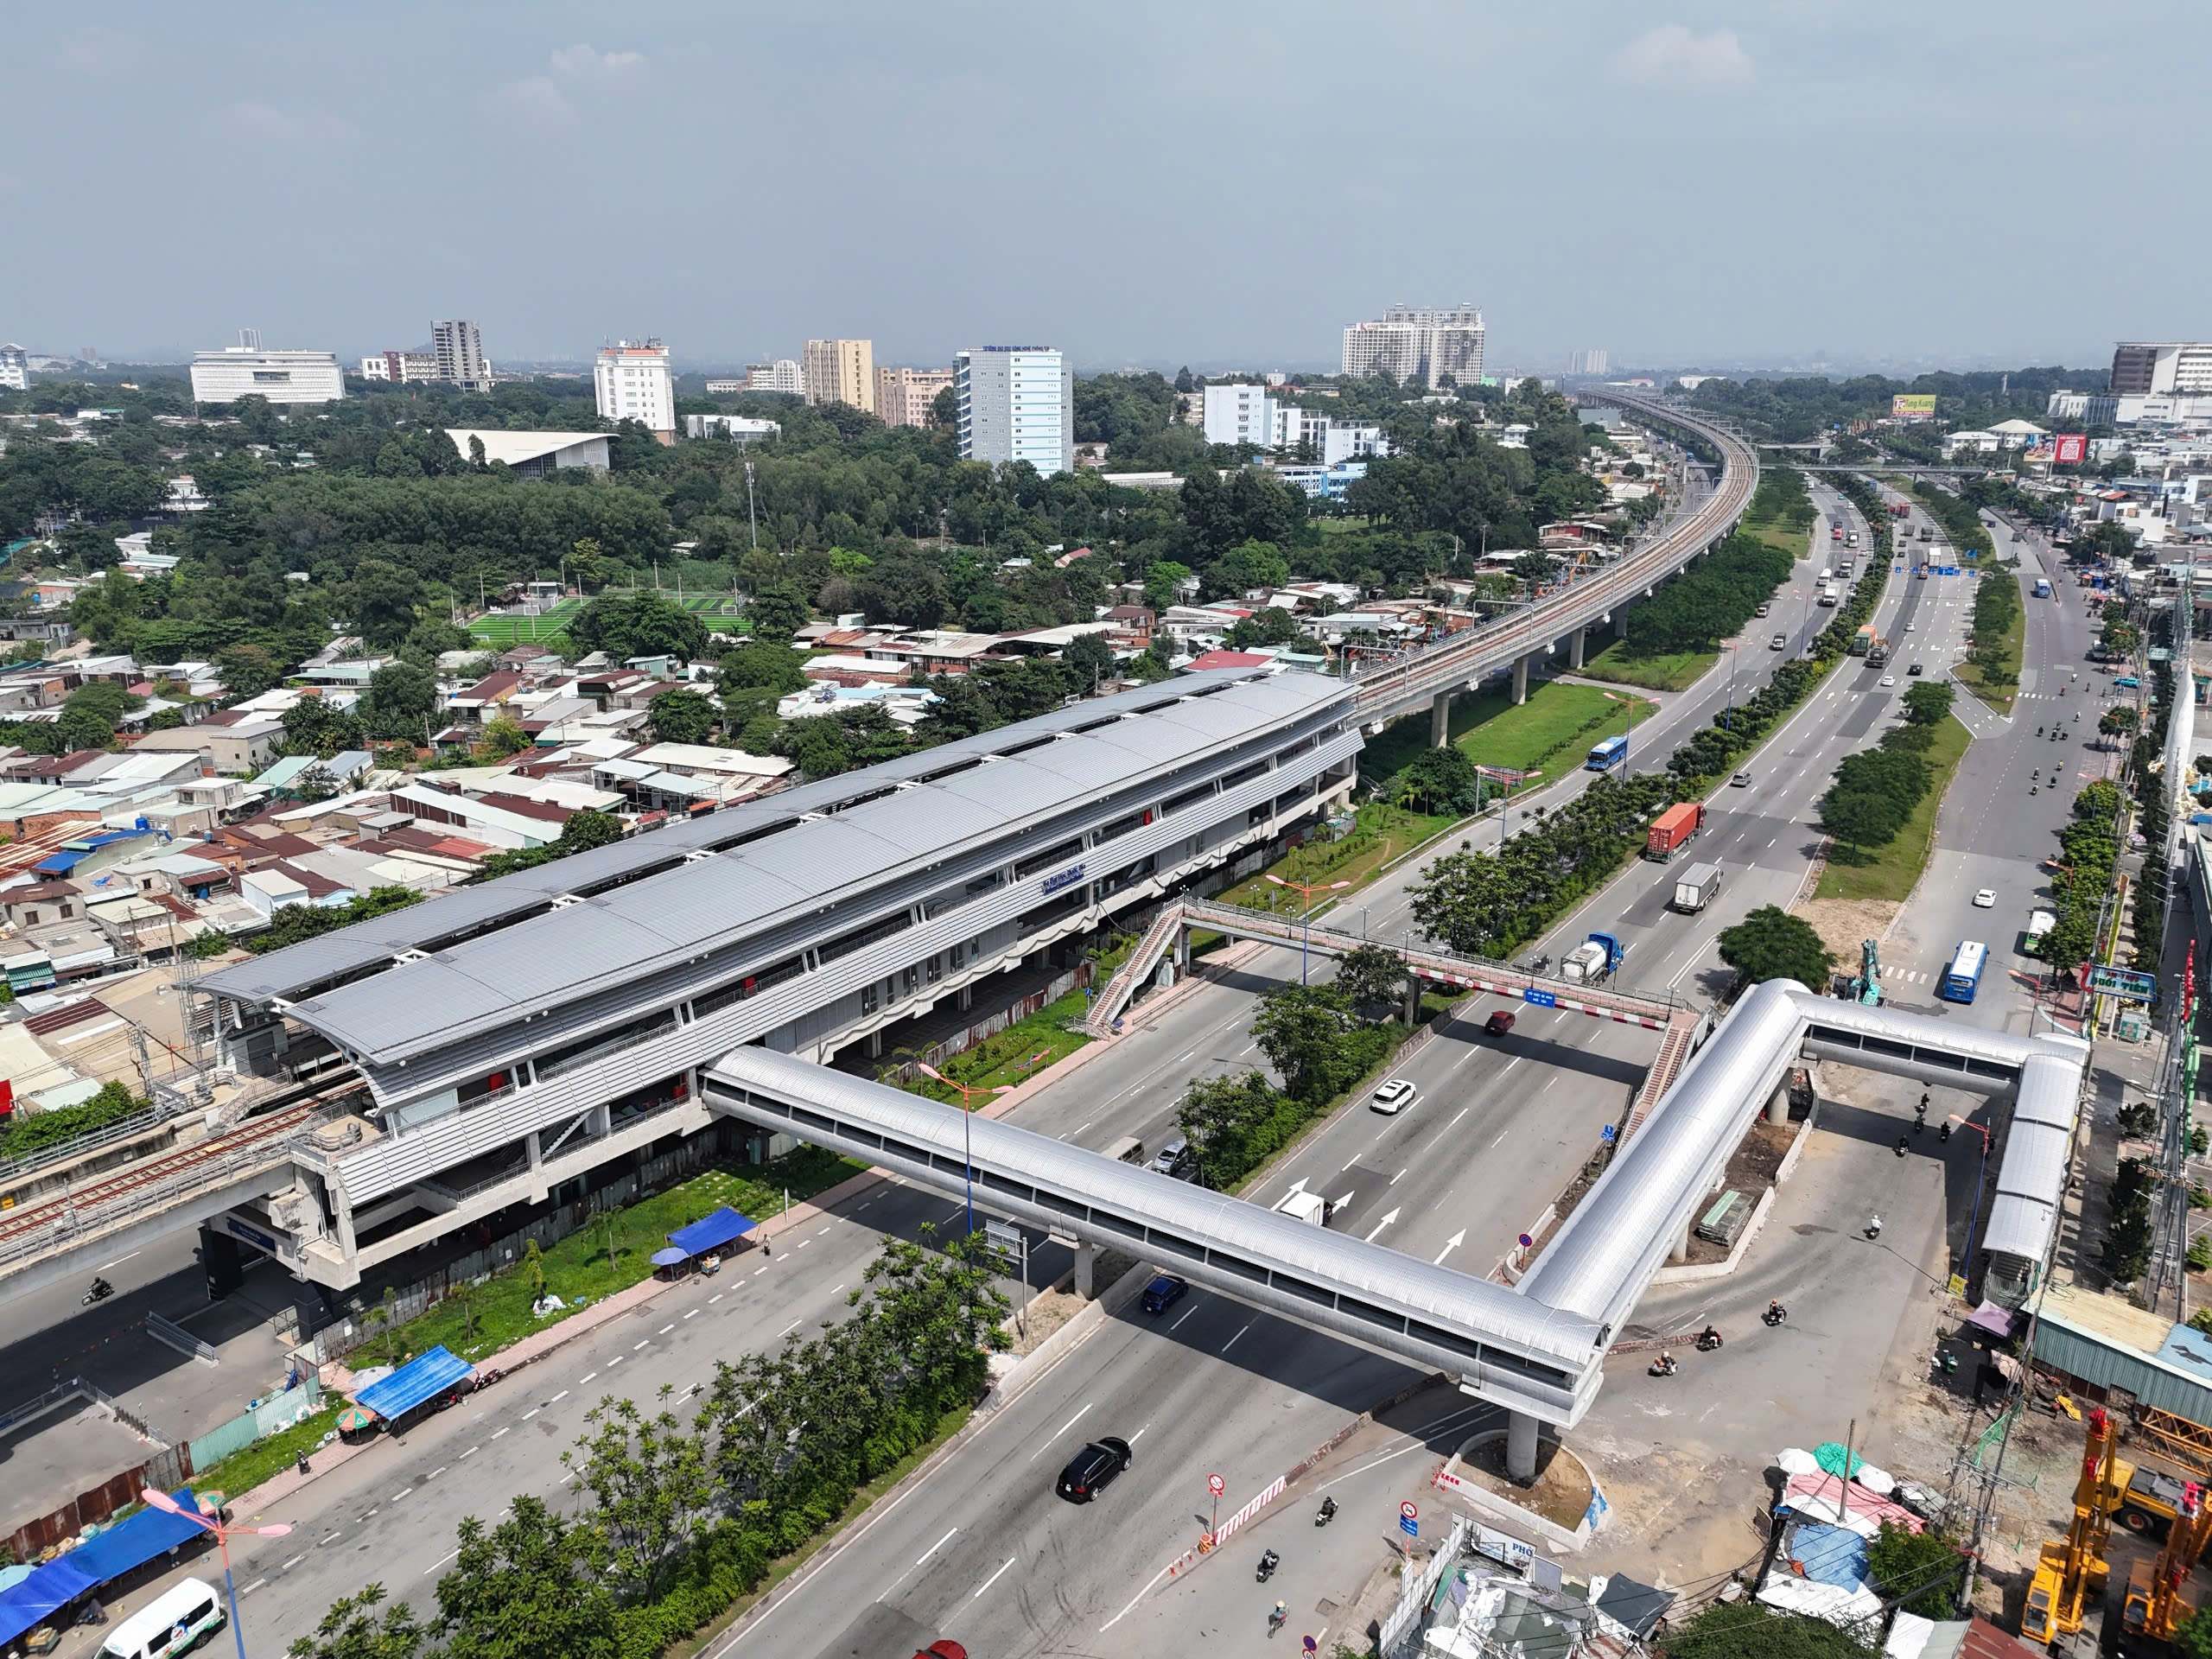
467,600,582,645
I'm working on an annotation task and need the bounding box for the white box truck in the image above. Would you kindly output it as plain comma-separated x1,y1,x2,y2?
1818,582,1840,607
1274,1189,1334,1226
1672,861,1723,913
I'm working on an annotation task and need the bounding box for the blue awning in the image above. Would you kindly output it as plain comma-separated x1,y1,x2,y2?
356,1345,473,1420
59,1490,207,1586
0,1557,99,1647
667,1206,756,1257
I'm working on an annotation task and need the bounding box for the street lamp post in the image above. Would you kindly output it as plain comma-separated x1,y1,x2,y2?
1262,874,1353,985
913,1065,1009,1236
1945,1115,1994,1291
137,1489,291,1659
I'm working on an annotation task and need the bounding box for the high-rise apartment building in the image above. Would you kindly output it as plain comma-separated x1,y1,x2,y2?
1203,383,1274,447
744,359,805,396
432,319,488,391
1567,349,1608,377
955,347,1074,474
877,365,954,428
1340,303,1484,390
594,339,675,442
190,343,346,405
2110,342,2212,397
0,345,26,392
803,339,876,413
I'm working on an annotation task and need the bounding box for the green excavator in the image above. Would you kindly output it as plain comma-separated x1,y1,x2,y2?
1845,938,1883,1006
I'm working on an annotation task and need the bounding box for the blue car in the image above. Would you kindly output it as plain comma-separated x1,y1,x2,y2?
1141,1274,1187,1314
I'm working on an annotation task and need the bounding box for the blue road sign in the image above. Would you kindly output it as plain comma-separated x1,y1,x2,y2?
1601,1124,1618,1144
1401,1514,1420,1537
1523,988,1558,1008
1937,566,1960,576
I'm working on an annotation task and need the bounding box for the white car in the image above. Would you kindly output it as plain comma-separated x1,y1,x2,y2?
1370,1078,1418,1115
1973,889,1996,908
1880,675,1897,688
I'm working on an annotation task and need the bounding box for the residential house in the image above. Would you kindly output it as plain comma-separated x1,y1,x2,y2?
128,713,285,773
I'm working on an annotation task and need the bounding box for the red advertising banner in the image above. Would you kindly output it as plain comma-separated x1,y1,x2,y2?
2053,434,2087,465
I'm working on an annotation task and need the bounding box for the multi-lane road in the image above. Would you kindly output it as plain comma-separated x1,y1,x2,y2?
31,480,2117,1659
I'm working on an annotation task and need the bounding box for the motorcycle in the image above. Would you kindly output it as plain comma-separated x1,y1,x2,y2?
1315,1497,1338,1528
1695,1329,1723,1352
2030,785,2037,796
1257,1548,1280,1583
1648,1354,1678,1377
1763,1305,1788,1328
82,1279,112,1306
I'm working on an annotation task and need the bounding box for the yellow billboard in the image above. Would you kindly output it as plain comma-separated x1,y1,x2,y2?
1891,393,1936,422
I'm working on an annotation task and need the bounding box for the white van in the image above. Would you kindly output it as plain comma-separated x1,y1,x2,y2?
99,1580,225,1659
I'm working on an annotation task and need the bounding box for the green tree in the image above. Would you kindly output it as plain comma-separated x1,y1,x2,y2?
647,687,718,744
1393,745,1480,814
345,559,428,649
1142,560,1192,614
1865,1521,1962,1618
744,583,810,643
477,715,532,760
248,887,423,954
562,1390,712,1604
1716,906,1836,988
1334,944,1410,1013
1901,681,1954,726
2176,1604,2212,1659
1174,1071,1285,1190
1251,983,1363,1103
716,643,809,696
283,696,366,759
359,661,440,743
1659,1600,1872,1659
1063,631,1115,691
569,589,709,663
285,1584,427,1659
215,641,288,699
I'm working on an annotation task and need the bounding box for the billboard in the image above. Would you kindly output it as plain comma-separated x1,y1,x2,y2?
2053,433,2088,465
1891,394,1937,422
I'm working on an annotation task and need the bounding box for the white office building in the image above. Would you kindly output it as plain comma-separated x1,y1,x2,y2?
955,346,1074,474
2111,342,2212,397
432,319,488,391
683,414,782,446
360,351,440,383
0,345,26,392
1341,303,1484,391
1204,383,1275,448
2048,391,2118,426
190,345,346,406
594,339,675,442
745,359,805,396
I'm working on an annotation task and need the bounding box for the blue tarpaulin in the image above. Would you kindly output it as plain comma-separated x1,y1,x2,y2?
60,1490,207,1586
1784,1522,1870,1592
0,1557,99,1647
357,1345,473,1421
668,1207,757,1257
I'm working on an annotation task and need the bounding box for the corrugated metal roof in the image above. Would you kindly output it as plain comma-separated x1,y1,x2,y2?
228,671,1350,1062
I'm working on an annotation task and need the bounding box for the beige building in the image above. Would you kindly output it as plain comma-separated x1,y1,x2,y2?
877,365,953,429
803,338,875,413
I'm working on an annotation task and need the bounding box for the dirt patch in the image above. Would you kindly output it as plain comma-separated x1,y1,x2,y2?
1458,1435,1597,1531
1676,1119,1796,1265
1000,1249,1136,1357
1792,898,1903,974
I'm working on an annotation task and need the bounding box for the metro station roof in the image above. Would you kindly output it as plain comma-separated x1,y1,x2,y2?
207,670,1348,1065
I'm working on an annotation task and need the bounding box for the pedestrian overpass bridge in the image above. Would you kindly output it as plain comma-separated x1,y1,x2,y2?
706,979,2088,1478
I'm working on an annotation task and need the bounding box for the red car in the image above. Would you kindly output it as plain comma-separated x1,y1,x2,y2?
1484,1009,1516,1038
914,1644,967,1659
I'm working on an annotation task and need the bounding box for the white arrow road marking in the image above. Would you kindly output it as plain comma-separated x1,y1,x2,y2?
1433,1230,1466,1266
1364,1207,1401,1243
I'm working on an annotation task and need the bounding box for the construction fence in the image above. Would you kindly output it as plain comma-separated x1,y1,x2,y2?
183,1376,323,1474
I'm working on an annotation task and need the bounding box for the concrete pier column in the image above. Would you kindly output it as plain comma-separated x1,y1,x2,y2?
957,984,973,1012
1174,926,1191,971
867,1029,883,1058
1506,1412,1540,1482
1614,608,1630,639
525,1129,543,1173
1402,975,1422,1028
1074,1240,1096,1300
1669,1217,1694,1264
1766,1084,1790,1126
334,1191,358,1260
1511,653,1532,705
1430,690,1453,747
1569,629,1586,671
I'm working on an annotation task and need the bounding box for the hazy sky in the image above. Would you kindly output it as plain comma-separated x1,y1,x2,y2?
4,3,2200,373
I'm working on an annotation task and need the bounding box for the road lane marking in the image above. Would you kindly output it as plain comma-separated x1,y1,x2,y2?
240,1579,265,1596
659,1325,676,1334
1029,1402,1094,1459
428,1465,446,1478
634,1340,651,1350
1389,1167,1406,1185
973,1556,1018,1599
779,1319,802,1337
281,1554,306,1571
830,1284,847,1296
550,1389,569,1402
362,1509,378,1519
491,1427,509,1440
459,1446,477,1459
708,1294,723,1305
608,1355,624,1366
797,1239,813,1249
814,1224,832,1236
916,1526,960,1567
93,1250,140,1271
683,1308,699,1319
754,1266,769,1276
579,1373,595,1384
524,1408,541,1420
1490,1131,1506,1148
392,1487,412,1501
1169,1304,1200,1331
1448,1107,1469,1128
422,1547,461,1575
1222,1322,1252,1353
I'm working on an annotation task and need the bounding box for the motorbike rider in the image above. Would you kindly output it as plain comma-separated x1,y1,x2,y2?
1698,1324,1722,1349
88,1276,112,1300
1767,1299,1787,1324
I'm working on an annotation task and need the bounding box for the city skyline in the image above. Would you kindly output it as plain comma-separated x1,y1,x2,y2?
3,3,2202,371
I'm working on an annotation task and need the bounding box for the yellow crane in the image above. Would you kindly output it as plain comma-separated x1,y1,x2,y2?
2122,1478,2212,1646
2025,1406,2133,1643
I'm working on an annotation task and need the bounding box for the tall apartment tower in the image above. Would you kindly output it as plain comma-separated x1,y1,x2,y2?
1340,303,1484,390
1567,348,1608,377
594,339,675,442
0,345,26,392
954,347,1074,474
876,365,954,428
2110,342,2212,396
803,339,876,413
432,319,488,391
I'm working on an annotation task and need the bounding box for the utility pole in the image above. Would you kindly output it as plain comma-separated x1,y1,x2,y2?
744,461,760,550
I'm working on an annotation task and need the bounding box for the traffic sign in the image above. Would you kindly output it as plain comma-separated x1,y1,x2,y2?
1600,1125,1618,1144
1209,1473,1225,1497
1400,1513,1420,1538
1401,1502,1419,1519
1517,1233,1534,1249
1523,987,1558,1008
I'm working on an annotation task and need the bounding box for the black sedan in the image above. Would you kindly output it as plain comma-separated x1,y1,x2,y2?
1055,1437,1134,1503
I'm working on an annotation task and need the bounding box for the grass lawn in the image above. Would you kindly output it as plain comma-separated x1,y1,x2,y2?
1578,641,1719,693
1209,801,1455,919
467,600,582,648
1361,679,1656,787
1315,517,1372,534
353,1148,864,1368
1743,518,1814,562
188,1402,345,1501
1815,712,1974,902
900,990,1095,1099
1955,582,2025,714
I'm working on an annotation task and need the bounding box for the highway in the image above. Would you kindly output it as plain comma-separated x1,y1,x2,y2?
35,470,2106,1658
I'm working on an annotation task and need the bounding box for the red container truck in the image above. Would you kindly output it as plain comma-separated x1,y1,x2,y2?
1644,802,1707,860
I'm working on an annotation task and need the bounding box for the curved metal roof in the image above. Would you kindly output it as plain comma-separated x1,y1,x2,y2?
709,1046,1607,1369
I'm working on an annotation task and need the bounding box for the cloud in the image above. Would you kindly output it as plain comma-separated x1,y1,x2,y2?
549,44,646,79
488,75,577,125
1607,25,1752,91
226,101,361,151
